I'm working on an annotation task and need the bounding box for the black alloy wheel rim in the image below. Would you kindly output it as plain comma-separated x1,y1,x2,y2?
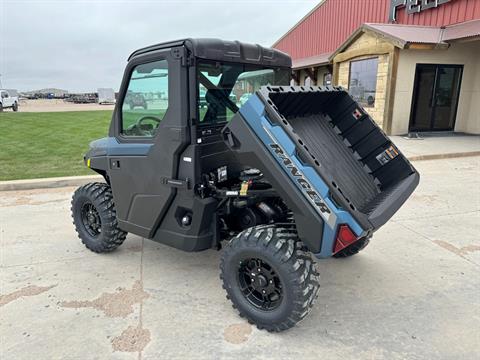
81,202,102,237
238,258,283,310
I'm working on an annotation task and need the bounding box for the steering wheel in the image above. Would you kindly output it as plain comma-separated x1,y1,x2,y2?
136,115,162,127
127,115,162,136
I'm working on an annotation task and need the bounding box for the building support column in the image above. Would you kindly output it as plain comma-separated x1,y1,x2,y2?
291,70,300,85
383,47,399,135
332,61,339,86
304,67,318,85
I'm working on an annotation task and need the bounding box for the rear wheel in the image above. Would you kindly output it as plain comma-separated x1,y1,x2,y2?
220,225,320,332
71,182,127,253
333,237,370,258
0,103,3,112
12,102,18,111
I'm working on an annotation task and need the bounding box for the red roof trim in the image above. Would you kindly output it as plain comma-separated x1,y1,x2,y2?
330,20,480,61
292,52,332,69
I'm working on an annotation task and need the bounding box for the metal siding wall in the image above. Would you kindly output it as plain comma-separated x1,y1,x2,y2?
275,0,480,60
394,0,480,25
275,0,390,59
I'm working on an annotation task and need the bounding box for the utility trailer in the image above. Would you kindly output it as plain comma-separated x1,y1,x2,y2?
97,88,116,105
71,38,419,332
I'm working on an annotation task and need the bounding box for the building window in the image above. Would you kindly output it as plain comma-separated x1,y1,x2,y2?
349,57,378,107
323,73,332,86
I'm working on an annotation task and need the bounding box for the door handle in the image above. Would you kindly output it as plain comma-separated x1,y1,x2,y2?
161,177,189,189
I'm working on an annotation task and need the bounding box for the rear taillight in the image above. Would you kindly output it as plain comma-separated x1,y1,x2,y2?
333,225,359,254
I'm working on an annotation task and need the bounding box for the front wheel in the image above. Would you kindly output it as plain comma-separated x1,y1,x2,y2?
12,102,18,111
220,225,320,332
71,182,127,253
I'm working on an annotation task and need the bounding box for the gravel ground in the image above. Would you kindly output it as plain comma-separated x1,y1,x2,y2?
12,99,115,112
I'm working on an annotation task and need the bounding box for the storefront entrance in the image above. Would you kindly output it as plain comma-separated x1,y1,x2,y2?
409,64,463,132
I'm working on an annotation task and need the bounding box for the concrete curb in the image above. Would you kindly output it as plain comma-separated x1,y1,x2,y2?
0,151,478,191
0,175,103,191
408,151,480,162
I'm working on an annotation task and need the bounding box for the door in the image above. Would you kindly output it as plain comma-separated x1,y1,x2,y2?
108,48,189,238
409,64,463,132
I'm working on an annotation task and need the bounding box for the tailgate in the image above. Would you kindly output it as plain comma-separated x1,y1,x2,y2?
223,86,419,257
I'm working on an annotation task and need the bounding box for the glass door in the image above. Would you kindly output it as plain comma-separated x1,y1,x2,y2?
409,64,463,132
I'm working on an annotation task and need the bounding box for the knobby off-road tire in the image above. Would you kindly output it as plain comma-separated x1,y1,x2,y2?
220,225,320,332
71,182,127,253
12,102,18,111
333,237,370,258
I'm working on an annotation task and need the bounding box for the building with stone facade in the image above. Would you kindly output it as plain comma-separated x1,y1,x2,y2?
274,0,480,135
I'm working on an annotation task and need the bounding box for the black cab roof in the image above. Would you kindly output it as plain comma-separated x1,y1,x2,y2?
128,38,292,68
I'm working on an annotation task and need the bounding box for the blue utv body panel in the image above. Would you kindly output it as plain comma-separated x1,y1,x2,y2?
89,137,153,157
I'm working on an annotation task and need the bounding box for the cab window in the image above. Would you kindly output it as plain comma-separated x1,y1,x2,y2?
197,61,290,125
121,59,169,137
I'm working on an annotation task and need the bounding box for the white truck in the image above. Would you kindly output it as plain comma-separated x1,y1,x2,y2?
0,89,19,111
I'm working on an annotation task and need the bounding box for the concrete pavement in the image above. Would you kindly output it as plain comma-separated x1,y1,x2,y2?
1,157,479,359
391,133,480,160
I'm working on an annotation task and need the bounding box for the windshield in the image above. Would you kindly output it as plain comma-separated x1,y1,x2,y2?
197,61,290,125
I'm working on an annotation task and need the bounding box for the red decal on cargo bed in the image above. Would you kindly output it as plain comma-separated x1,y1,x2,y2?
352,108,363,120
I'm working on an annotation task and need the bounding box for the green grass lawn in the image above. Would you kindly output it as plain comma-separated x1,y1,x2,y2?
0,111,112,181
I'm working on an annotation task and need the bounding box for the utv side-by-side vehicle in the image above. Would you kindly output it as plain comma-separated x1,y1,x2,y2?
72,38,419,332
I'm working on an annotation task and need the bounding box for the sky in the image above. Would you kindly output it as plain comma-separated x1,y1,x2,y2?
0,0,318,92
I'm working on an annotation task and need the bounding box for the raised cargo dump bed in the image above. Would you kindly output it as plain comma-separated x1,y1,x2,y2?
258,85,419,229
223,86,419,255
224,86,419,236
